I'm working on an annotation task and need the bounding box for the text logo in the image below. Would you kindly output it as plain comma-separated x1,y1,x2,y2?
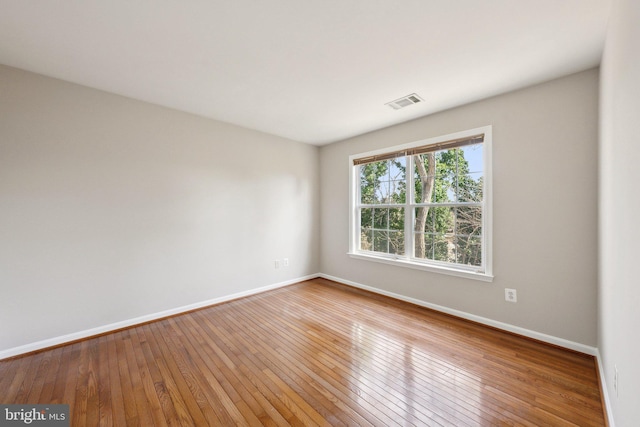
0,405,69,426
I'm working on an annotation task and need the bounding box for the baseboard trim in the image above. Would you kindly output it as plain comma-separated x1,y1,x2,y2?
595,349,616,427
318,273,598,356
0,274,319,360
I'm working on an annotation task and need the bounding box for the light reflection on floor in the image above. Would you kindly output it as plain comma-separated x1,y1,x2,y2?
347,322,487,426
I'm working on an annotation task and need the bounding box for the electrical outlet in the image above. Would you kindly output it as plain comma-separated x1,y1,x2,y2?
275,259,280,269
614,365,619,397
505,288,517,303
283,258,289,267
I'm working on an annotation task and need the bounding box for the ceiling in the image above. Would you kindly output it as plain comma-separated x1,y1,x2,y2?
0,1,611,145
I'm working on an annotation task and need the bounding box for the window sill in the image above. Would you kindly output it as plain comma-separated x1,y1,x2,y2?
347,252,494,282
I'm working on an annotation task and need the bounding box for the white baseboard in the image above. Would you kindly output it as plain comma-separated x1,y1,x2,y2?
318,273,598,356
0,274,318,360
595,349,616,427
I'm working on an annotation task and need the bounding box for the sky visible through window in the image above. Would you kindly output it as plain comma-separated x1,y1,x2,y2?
464,145,482,174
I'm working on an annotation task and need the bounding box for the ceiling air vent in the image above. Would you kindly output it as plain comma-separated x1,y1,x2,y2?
385,93,424,110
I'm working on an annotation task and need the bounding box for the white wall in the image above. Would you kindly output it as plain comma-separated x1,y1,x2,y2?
320,69,599,347
599,0,640,424
0,65,319,353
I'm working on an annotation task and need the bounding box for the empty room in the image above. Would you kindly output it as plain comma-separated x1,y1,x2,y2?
1,0,638,426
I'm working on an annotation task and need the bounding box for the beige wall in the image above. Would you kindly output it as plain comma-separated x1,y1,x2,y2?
320,69,599,347
0,65,320,353
599,0,640,424
0,62,604,366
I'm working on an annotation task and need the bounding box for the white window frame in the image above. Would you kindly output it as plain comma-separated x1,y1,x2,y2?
348,126,493,282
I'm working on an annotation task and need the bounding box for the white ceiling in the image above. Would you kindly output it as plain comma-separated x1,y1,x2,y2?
0,1,611,145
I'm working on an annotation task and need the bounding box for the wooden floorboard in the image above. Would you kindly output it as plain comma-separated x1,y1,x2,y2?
0,278,606,426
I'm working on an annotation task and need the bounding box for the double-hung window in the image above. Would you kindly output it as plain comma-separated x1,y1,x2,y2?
349,126,492,281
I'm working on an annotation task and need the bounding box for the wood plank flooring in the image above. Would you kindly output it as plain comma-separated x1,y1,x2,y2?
0,278,606,426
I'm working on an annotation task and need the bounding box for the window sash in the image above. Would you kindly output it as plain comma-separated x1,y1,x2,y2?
356,206,484,265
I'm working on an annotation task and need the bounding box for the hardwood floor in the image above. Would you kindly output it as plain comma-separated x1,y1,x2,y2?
0,278,606,426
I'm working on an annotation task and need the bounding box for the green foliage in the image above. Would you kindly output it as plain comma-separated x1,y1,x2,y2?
359,161,388,204
358,146,483,266
359,159,406,255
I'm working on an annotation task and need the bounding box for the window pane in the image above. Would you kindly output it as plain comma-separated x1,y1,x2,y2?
435,150,457,203
358,207,406,256
456,144,483,202
389,208,404,231
388,231,405,255
388,158,406,180
373,230,388,252
389,158,406,205
415,232,456,262
460,144,483,174
434,233,453,262
359,162,387,204
455,206,482,237
415,151,463,203
413,146,484,203
413,207,483,266
414,153,435,203
457,172,483,203
389,180,405,203
373,208,388,229
455,235,482,267
360,227,373,251
415,207,454,234
360,159,405,205
415,233,431,259
375,180,391,204
360,208,373,229
414,207,435,234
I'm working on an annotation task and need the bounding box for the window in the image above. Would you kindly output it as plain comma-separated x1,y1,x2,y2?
349,126,492,281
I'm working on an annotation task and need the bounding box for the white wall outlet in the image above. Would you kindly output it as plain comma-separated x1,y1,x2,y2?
274,259,280,269
505,288,517,303
283,258,289,267
614,365,619,397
